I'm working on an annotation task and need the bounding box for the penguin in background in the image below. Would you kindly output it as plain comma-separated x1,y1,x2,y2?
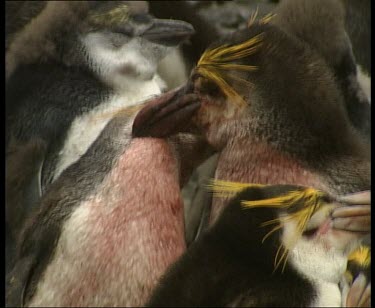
6,0,194,189
149,0,279,66
271,0,371,139
145,185,370,307
5,1,195,273
341,0,371,77
6,86,211,307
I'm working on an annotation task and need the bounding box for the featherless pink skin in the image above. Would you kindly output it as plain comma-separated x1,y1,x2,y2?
28,139,186,307
20,88,207,307
26,88,205,307
192,86,371,235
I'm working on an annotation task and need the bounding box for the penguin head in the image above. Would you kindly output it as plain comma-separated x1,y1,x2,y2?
211,182,369,279
81,2,195,86
6,1,194,87
189,21,357,158
271,0,371,139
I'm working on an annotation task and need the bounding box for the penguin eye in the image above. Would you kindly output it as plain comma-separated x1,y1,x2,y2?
196,78,223,98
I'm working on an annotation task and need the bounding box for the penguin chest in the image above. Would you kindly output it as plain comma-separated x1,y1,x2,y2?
29,139,186,307
289,239,347,307
310,281,341,307
51,78,162,182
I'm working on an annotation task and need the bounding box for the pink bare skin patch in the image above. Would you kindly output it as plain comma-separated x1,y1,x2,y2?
29,138,186,307
210,139,326,224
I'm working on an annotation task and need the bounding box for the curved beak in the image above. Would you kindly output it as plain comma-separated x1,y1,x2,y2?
132,84,200,138
141,19,195,46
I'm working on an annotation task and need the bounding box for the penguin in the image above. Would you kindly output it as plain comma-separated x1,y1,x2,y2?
271,0,371,139
341,0,371,76
6,1,194,190
135,8,370,222
6,86,208,307
149,0,279,66
132,3,371,305
149,1,280,245
146,184,370,307
5,1,195,273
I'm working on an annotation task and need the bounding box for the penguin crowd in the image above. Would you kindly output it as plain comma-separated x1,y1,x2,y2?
6,1,371,307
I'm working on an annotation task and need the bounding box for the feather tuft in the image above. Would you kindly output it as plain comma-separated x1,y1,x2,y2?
348,246,371,268
206,179,265,197
209,180,327,272
195,33,263,106
87,4,129,28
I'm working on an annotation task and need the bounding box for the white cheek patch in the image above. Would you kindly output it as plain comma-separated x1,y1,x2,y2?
281,217,348,307
81,34,156,90
280,216,300,251
289,237,348,283
157,48,188,89
288,237,346,307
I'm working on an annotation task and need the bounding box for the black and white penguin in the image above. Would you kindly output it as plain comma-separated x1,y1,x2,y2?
6,1,195,273
146,185,370,307
6,1,194,190
6,86,208,307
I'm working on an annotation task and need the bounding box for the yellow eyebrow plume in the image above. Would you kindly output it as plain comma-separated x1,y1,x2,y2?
208,179,326,272
87,4,129,27
242,186,325,272
348,246,371,268
196,33,264,106
206,179,265,197
242,188,324,209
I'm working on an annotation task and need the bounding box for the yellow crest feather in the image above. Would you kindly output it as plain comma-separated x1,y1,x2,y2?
196,33,263,106
88,4,129,27
206,179,265,197
242,187,325,272
259,13,277,25
208,179,326,272
348,246,371,267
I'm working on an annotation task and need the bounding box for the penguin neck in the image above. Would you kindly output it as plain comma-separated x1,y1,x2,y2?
216,137,322,186
210,137,324,223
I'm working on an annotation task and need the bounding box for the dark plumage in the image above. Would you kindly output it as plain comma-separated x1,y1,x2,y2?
272,0,371,139
6,138,46,275
147,185,369,307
